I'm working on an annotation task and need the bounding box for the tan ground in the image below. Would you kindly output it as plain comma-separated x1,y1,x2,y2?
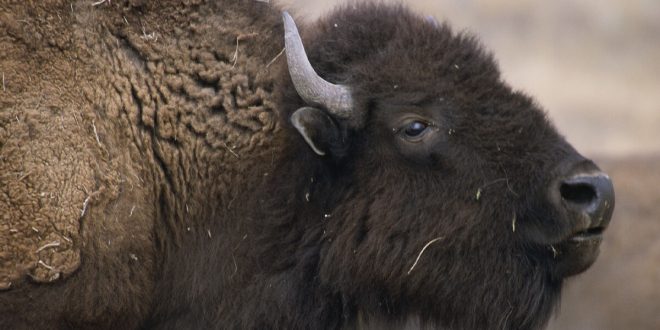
279,1,660,328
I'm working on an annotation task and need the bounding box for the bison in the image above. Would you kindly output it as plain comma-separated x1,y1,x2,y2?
0,0,614,329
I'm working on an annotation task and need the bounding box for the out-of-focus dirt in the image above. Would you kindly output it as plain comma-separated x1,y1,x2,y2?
276,1,659,328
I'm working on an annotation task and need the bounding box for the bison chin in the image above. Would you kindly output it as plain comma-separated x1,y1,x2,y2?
552,233,603,277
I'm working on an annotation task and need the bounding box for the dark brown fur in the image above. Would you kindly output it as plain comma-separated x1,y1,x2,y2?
0,1,603,329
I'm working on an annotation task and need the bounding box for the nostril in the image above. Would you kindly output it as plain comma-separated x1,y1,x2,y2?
560,182,597,206
552,164,615,232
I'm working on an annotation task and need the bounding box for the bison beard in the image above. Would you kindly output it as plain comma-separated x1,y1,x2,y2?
0,1,613,329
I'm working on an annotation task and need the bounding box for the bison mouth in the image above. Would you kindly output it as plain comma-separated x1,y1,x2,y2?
567,225,605,242
550,225,606,278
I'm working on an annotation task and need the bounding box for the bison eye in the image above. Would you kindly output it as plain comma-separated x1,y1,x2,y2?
403,121,429,139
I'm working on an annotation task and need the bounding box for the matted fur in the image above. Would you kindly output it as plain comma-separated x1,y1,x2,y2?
0,1,602,329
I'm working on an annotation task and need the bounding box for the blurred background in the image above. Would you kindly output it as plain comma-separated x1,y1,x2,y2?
278,0,660,329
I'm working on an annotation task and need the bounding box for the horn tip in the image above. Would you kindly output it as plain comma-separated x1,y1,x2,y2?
282,11,292,23
282,11,299,41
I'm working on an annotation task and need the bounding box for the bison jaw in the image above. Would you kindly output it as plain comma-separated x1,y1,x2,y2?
551,230,604,277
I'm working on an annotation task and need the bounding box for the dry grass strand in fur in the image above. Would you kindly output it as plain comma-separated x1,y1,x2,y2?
92,120,102,147
36,241,61,253
91,0,109,7
407,236,444,275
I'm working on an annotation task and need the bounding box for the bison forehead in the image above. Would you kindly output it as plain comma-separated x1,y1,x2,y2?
305,3,501,100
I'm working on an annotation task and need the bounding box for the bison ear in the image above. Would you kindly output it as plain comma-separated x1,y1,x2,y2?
291,106,344,157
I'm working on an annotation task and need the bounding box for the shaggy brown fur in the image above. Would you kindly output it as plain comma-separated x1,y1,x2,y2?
0,1,610,329
1,0,281,328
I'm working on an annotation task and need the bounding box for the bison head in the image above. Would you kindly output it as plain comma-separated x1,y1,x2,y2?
275,6,614,329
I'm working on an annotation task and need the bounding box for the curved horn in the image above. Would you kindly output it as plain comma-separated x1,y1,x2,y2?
282,12,354,118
